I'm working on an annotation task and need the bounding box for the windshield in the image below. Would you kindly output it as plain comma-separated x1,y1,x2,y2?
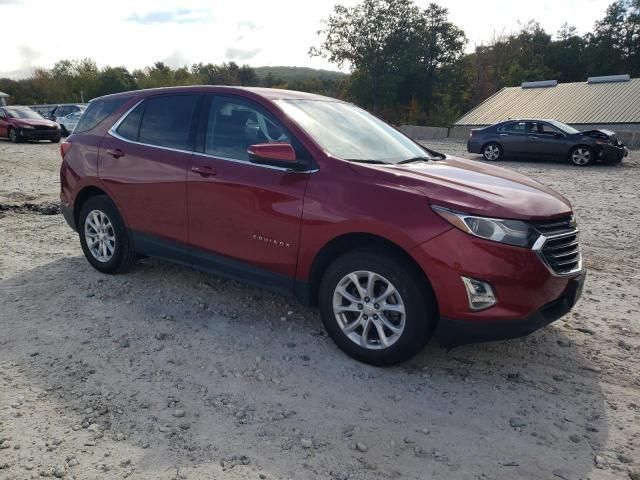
5,108,44,120
548,120,579,135
275,99,429,164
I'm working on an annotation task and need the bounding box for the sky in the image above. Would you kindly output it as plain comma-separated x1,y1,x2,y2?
0,0,614,79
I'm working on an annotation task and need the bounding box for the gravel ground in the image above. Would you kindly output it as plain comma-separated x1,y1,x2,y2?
0,139,639,480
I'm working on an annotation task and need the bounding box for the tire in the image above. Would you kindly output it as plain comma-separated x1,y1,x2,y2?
78,195,137,274
318,248,436,366
60,126,69,137
569,146,594,166
51,134,61,143
482,142,503,161
8,128,21,143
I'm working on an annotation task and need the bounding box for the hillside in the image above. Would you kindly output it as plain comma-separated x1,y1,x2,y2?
253,66,347,82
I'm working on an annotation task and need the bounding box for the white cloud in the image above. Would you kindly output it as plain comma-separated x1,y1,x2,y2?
0,0,614,79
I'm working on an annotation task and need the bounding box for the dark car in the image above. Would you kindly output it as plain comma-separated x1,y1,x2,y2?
59,87,585,366
0,106,61,143
467,119,628,166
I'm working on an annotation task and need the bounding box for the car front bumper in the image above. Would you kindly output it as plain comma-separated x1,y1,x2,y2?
598,143,627,162
435,271,585,347
19,127,60,141
411,228,586,347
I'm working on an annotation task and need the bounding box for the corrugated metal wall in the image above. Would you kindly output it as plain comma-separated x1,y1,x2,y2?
455,79,640,126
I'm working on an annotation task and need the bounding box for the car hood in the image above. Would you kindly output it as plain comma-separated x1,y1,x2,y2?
580,129,618,143
12,118,58,128
357,156,572,220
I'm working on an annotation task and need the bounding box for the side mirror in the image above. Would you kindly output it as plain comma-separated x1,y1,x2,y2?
247,142,298,169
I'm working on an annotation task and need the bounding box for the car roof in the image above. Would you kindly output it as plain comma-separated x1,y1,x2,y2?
498,119,558,123
91,86,343,104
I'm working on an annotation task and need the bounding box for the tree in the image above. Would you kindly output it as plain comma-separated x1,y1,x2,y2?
311,0,421,112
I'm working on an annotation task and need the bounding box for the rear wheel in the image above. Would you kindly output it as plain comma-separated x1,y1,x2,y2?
482,142,503,161
570,146,594,166
78,195,137,274
319,248,436,366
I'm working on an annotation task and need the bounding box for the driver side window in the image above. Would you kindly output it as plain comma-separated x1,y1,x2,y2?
204,98,290,161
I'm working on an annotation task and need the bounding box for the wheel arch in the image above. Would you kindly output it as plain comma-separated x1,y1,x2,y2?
73,185,110,227
305,232,437,311
481,140,503,152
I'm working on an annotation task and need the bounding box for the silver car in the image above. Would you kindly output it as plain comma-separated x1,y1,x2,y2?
57,111,83,136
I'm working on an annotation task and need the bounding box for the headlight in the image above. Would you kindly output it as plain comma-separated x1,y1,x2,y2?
432,205,539,248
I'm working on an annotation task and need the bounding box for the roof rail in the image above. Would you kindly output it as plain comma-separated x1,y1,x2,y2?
587,74,630,84
521,80,558,89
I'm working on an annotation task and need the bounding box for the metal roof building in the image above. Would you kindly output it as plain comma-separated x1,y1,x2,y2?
0,91,8,106
453,75,640,133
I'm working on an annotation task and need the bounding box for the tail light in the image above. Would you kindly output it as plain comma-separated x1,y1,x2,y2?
60,139,72,159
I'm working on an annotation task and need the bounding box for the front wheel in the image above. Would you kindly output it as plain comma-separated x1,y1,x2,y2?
8,128,21,143
570,146,594,166
482,142,503,161
78,195,137,274
319,248,436,366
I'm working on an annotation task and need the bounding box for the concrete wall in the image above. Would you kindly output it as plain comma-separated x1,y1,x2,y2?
398,125,448,141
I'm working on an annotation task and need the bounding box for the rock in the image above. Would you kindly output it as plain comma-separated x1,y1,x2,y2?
98,405,109,415
300,438,313,449
173,409,186,418
569,434,581,443
356,442,368,452
155,332,170,340
53,465,65,478
557,339,572,347
118,336,130,348
509,417,527,428
71,424,82,431
628,472,640,480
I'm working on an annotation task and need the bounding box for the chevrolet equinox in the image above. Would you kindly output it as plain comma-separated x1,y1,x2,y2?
60,87,586,366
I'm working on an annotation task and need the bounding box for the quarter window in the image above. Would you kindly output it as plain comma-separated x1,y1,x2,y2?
204,98,290,161
138,95,198,151
115,103,144,141
75,97,129,134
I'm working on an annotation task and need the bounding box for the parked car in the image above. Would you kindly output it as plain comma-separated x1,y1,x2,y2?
468,119,628,166
0,106,61,143
48,104,86,122
60,87,585,366
57,110,83,136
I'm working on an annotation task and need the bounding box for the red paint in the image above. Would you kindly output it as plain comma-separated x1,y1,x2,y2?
60,86,583,330
248,142,297,163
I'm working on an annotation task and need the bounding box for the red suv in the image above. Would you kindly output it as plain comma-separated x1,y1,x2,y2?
60,87,586,366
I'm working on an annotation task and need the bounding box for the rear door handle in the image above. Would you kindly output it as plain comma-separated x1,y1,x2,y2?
106,148,125,158
191,165,216,177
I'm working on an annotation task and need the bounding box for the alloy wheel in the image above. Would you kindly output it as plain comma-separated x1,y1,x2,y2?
332,270,406,350
484,144,500,160
572,148,591,165
84,209,116,262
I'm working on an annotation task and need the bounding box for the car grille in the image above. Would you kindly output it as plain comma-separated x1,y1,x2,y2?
34,125,56,131
531,216,575,236
540,233,581,275
532,216,582,276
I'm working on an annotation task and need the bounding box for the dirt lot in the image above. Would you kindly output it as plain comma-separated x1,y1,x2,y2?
0,139,639,480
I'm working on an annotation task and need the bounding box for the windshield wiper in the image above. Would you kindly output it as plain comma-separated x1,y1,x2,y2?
396,156,432,164
346,159,391,165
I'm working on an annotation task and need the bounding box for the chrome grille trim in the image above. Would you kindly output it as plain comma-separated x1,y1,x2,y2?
532,229,583,277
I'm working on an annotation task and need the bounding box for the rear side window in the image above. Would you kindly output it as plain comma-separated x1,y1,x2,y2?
499,122,526,133
137,95,198,150
75,97,129,134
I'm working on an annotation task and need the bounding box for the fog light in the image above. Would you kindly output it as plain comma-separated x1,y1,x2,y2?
461,277,496,311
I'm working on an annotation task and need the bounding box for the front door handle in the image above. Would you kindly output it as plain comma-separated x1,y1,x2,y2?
106,148,125,158
191,165,216,177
